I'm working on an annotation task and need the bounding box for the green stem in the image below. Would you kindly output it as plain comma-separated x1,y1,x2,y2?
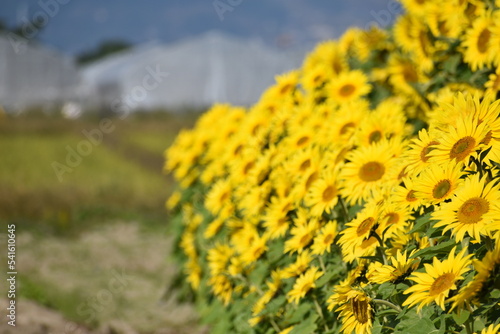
485,236,494,251
371,232,388,265
313,295,330,332
318,256,327,273
338,196,350,222
270,318,281,333
464,318,473,334
373,299,402,313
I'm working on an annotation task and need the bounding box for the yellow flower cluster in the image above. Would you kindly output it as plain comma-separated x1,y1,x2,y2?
166,1,500,333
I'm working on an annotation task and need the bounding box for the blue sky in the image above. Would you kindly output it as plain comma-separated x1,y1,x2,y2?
1,0,403,55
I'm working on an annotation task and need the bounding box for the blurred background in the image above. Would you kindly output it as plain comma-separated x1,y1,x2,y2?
0,1,401,333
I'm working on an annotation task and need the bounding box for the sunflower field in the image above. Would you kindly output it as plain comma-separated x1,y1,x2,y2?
164,1,500,333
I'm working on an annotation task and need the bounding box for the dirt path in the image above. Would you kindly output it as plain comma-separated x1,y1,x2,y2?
0,222,205,334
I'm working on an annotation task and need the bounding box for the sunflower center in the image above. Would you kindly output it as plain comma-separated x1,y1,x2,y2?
450,136,475,161
280,83,293,95
234,144,243,156
457,197,489,225
385,212,399,225
299,233,312,246
339,84,356,97
480,130,493,146
357,217,375,236
369,130,382,143
351,298,370,324
360,236,378,249
403,66,418,83
322,185,337,202
306,171,319,189
297,136,310,147
323,233,334,245
220,191,230,202
406,190,417,202
244,161,255,175
491,74,500,91
359,161,385,182
432,179,452,199
340,122,355,135
252,124,262,136
477,28,491,54
429,273,455,296
300,159,311,171
253,246,265,258
420,141,439,162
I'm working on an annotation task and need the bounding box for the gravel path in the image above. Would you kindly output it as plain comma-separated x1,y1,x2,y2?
0,222,205,334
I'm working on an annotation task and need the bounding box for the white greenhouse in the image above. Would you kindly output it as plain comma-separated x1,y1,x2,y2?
79,32,306,112
0,33,80,111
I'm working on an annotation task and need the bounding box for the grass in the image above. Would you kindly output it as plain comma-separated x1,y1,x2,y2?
0,110,204,333
0,111,199,234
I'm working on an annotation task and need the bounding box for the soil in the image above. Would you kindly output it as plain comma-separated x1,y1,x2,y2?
0,222,206,334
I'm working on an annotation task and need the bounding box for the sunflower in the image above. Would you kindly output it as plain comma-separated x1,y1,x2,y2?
485,66,500,96
353,100,407,147
432,173,500,242
282,250,314,278
480,324,500,334
287,266,323,304
324,99,370,145
462,13,498,71
404,128,441,177
451,241,500,311
239,234,268,265
284,146,321,184
428,114,489,166
311,220,338,255
387,53,427,98
413,162,464,206
339,139,401,205
367,250,419,284
344,236,379,263
252,270,283,316
262,195,294,239
400,0,437,18
185,258,202,290
305,168,340,217
339,201,381,253
328,70,371,105
403,247,472,311
284,213,320,254
209,274,233,305
271,70,300,99
332,288,374,334
377,199,411,238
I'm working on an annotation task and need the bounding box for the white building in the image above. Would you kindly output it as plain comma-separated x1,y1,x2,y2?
79,31,306,112
0,33,80,111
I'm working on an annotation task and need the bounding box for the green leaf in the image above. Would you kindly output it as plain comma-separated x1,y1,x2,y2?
410,239,457,260
394,317,437,334
409,213,432,234
267,240,285,264
491,289,500,298
289,314,318,334
316,267,338,288
452,310,470,325
248,261,268,287
285,302,312,324
443,54,462,74
262,295,287,315
377,282,396,299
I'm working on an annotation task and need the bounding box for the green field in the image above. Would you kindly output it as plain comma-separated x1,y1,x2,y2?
0,111,203,332
0,112,198,233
